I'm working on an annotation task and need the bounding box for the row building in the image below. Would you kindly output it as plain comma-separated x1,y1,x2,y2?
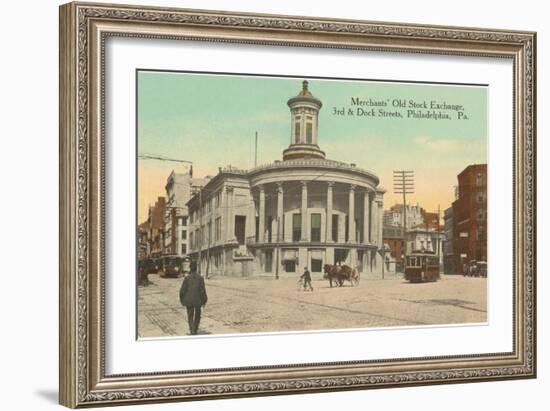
186,81,386,278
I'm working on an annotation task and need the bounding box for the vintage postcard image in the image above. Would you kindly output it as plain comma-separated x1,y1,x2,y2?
136,72,487,338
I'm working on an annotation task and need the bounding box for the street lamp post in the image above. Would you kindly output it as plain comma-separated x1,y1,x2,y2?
378,243,390,279
275,217,280,280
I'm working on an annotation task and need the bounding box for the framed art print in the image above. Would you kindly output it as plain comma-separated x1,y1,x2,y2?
59,2,536,407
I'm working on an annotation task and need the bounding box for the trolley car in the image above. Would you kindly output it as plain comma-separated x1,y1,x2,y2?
404,252,440,283
158,254,186,278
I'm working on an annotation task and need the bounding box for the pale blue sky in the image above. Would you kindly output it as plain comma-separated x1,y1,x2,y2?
137,71,487,222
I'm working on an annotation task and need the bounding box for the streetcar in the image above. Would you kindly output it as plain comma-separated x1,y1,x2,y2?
158,254,186,278
404,252,440,283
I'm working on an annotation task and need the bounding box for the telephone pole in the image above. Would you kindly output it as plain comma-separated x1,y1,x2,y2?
393,170,415,254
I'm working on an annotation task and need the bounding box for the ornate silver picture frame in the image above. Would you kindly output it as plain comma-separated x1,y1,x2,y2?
59,1,536,408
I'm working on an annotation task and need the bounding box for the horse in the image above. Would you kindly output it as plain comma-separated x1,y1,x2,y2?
323,264,360,287
323,264,344,287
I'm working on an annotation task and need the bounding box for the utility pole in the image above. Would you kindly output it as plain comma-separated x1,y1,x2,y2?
393,170,415,255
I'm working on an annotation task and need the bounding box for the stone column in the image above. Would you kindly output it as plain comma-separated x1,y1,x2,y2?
363,190,371,244
276,183,284,242
226,187,234,242
370,193,377,246
348,185,356,243
258,185,265,243
377,199,383,249
219,188,227,241
326,182,334,242
301,181,308,241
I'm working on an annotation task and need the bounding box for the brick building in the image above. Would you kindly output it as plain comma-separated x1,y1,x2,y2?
138,222,149,260
421,210,441,230
443,207,456,274
451,164,487,274
146,196,166,257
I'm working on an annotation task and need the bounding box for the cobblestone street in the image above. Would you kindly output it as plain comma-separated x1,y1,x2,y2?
138,273,487,337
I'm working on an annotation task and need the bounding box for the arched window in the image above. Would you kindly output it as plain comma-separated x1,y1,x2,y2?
306,122,313,143
306,115,313,143
294,116,301,143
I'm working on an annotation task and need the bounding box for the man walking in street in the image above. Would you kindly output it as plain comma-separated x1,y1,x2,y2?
179,260,208,335
300,266,313,291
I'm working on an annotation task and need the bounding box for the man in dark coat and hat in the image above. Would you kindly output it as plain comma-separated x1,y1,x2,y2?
179,260,208,335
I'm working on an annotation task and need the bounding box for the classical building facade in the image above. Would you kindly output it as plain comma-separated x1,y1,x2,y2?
187,81,386,277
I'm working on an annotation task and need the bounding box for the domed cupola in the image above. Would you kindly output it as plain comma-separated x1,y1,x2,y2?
282,80,326,161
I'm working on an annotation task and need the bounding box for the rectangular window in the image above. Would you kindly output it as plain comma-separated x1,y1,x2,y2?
181,244,187,255
181,230,187,240
215,217,221,241
334,249,348,265
284,260,296,273
477,173,483,186
477,191,484,203
311,258,322,272
189,232,194,250
311,213,321,242
267,216,273,243
292,214,302,242
181,216,188,226
477,227,485,241
306,122,313,143
265,250,273,273
235,215,246,245
345,215,349,242
332,214,339,242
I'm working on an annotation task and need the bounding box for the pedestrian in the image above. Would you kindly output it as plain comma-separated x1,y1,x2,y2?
300,266,313,291
179,260,208,335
